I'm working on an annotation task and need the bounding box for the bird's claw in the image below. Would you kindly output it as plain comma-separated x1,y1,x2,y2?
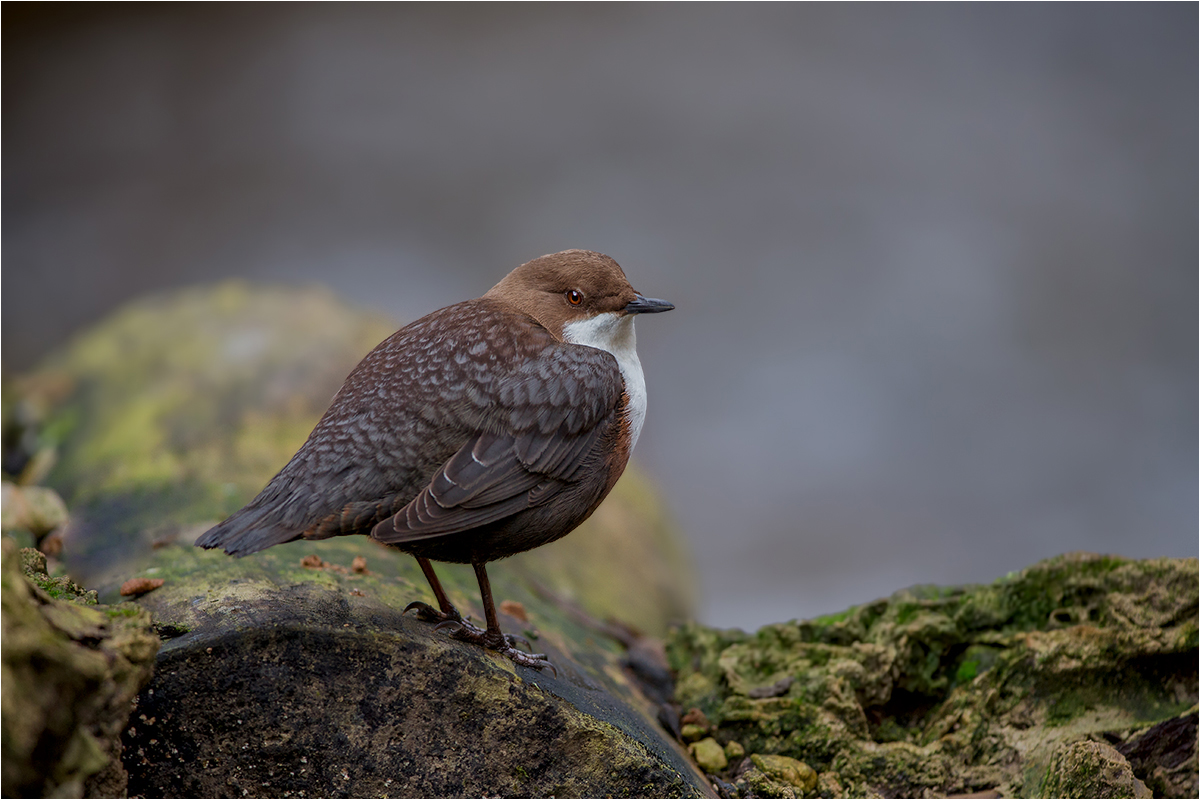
506,648,557,676
406,598,554,673
403,601,460,623
436,620,555,673
504,632,532,650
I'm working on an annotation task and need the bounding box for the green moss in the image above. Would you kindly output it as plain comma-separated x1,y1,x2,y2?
103,606,141,619
1042,659,1196,729
27,573,99,605
670,554,1198,797
810,607,855,627
894,603,922,626
2,540,159,797
1037,739,1151,799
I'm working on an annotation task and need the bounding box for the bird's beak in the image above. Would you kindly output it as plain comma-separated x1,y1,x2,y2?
625,294,675,315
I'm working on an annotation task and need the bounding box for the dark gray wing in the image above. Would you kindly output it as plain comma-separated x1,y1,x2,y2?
372,343,622,543
196,299,622,556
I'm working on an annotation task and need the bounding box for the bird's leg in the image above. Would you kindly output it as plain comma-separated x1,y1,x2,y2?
436,561,554,673
405,558,534,653
472,561,540,654
404,557,472,626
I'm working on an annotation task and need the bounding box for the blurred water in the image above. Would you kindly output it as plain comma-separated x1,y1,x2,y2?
4,4,1196,629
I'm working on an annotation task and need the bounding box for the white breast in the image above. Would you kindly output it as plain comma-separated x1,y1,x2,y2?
562,312,648,451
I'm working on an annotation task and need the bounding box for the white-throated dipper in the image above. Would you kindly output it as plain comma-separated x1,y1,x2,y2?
196,249,673,670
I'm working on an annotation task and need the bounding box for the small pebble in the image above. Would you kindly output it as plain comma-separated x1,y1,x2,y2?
690,737,728,774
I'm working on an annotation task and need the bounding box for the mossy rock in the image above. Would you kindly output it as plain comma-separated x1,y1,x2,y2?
120,544,706,797
12,281,707,797
1,539,159,798
668,552,1198,798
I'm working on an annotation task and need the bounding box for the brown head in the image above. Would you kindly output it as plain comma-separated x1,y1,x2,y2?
483,250,673,343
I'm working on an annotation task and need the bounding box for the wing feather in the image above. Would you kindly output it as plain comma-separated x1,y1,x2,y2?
373,343,622,544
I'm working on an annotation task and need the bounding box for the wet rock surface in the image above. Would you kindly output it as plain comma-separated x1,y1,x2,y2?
123,563,706,798
668,552,1198,798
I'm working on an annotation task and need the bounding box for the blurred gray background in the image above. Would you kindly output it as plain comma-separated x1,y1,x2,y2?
4,4,1196,629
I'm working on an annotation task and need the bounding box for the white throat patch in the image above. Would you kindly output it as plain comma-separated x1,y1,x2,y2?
562,312,648,451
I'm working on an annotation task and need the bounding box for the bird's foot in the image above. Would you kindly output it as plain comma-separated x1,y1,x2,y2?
406,601,531,649
500,646,557,675
404,600,464,625
432,619,556,675
406,601,494,640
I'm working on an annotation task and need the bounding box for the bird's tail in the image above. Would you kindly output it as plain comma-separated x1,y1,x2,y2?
194,500,305,557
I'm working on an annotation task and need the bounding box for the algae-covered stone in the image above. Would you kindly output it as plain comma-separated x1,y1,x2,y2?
816,770,845,798
1039,739,1152,799
125,575,707,798
669,552,1198,798
751,753,818,793
738,765,799,799
108,534,709,797
16,545,98,605
1,539,159,798
690,737,728,773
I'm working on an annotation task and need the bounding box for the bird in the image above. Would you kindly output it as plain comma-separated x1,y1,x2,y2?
196,249,673,670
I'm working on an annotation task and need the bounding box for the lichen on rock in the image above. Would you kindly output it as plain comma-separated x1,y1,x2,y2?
1,539,159,798
1039,739,1152,799
669,552,1198,798
691,737,729,773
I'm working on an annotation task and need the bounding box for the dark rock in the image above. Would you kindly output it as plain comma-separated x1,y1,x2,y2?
124,577,705,798
1114,711,1199,798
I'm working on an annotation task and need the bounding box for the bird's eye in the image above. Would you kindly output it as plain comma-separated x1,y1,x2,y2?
566,289,583,305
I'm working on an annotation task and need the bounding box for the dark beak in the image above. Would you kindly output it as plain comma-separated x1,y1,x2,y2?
625,293,675,315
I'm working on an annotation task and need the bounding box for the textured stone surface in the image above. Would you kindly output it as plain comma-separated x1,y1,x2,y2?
669,552,1198,798
1,539,159,798
1039,739,1152,799
124,570,706,798
749,753,818,795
